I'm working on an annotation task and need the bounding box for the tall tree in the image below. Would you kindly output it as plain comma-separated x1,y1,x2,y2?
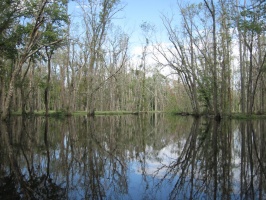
42,0,68,115
237,0,266,114
219,0,233,116
204,0,220,119
77,0,124,115
1,0,48,120
0,0,68,120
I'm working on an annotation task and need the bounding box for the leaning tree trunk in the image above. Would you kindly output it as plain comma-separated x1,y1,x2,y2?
1,58,25,120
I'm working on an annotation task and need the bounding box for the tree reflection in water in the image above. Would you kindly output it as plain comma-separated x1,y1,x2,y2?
154,119,266,200
0,116,65,199
0,115,265,199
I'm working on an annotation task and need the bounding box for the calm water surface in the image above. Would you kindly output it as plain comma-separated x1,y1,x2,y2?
0,115,265,199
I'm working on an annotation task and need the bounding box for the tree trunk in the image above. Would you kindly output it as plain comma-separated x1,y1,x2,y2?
1,59,24,120
247,41,253,114
204,0,219,119
45,48,53,116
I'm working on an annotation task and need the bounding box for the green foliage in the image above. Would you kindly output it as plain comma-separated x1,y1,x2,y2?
0,0,21,59
180,3,203,16
94,0,121,32
42,0,69,53
165,93,182,113
239,16,263,34
140,21,155,34
38,76,48,89
198,75,212,109
48,110,70,119
238,1,266,34
0,0,69,62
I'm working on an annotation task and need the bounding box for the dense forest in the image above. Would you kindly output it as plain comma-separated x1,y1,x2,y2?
1,0,266,120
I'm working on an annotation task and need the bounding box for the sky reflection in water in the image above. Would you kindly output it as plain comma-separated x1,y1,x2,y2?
0,115,265,199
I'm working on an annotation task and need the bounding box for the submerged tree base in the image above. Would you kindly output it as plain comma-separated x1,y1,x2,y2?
171,111,266,120
8,110,164,119
7,110,266,120
1,113,265,199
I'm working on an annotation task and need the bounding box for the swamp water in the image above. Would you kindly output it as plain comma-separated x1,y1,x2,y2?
0,115,265,199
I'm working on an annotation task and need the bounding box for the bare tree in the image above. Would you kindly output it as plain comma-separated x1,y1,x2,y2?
77,0,125,115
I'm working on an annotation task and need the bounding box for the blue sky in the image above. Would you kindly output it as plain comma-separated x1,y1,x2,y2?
67,0,202,75
118,0,177,30
69,0,178,45
112,0,180,66
117,0,178,45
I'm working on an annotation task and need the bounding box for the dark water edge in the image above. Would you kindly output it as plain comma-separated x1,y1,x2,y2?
0,115,265,200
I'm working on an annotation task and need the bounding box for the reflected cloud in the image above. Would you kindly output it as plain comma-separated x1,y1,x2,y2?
0,116,266,199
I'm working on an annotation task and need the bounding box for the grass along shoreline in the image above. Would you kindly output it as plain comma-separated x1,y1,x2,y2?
10,110,266,120
11,110,164,117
